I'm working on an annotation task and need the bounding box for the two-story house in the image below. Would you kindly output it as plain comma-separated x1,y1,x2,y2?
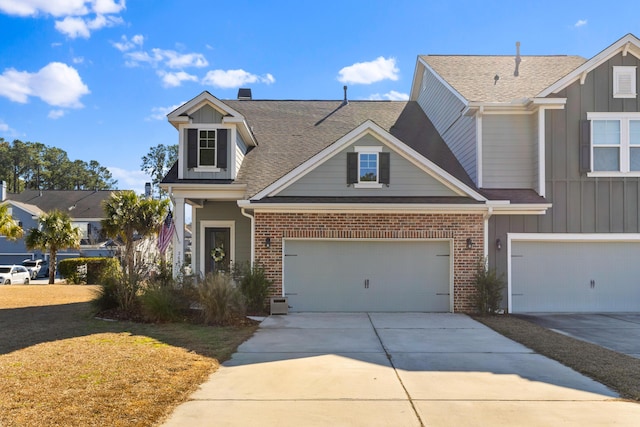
411,33,640,313
162,34,640,314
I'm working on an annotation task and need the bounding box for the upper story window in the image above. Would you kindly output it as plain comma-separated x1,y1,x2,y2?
186,127,228,171
199,130,217,167
347,146,390,188
613,66,637,98
587,112,640,175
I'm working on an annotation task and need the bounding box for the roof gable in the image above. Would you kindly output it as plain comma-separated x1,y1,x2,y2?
251,120,485,201
538,33,640,97
167,91,246,129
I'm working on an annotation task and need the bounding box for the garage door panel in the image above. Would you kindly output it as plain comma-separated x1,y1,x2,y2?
512,241,640,313
284,240,450,312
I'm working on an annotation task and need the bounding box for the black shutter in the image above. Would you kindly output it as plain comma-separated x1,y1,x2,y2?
217,129,228,169
379,152,390,185
347,152,358,184
579,119,591,174
187,128,198,169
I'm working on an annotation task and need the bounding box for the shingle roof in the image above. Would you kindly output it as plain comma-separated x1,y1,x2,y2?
422,55,587,102
6,190,118,219
223,100,477,198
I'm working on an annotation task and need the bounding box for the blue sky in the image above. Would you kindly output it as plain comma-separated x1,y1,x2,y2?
0,0,639,194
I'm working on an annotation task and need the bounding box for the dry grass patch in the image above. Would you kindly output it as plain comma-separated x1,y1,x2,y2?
0,285,258,426
475,315,640,402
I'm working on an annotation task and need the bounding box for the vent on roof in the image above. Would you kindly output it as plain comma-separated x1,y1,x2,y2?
514,41,521,77
343,85,348,105
237,88,252,100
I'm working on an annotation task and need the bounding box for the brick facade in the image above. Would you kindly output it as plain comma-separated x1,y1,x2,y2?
254,211,484,313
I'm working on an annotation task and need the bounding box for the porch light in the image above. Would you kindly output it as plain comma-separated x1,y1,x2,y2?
496,238,502,250
466,238,474,249
265,237,271,248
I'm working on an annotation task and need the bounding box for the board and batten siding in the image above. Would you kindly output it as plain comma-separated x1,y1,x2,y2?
488,52,640,300
181,104,233,180
482,114,537,188
194,201,251,273
415,65,477,183
276,133,459,198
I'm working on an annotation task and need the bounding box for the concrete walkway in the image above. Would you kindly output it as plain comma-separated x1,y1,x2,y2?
162,313,640,426
520,313,640,359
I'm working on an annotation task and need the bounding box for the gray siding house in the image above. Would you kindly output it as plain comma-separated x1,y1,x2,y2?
0,190,119,266
411,33,640,313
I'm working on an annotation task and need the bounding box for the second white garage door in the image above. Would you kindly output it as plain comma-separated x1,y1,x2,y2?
283,239,451,312
511,238,640,313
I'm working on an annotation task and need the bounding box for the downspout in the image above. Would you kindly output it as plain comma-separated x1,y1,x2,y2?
240,207,255,267
483,206,493,263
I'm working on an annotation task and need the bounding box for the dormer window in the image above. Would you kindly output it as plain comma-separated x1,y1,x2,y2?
613,66,637,98
199,130,217,166
186,127,228,171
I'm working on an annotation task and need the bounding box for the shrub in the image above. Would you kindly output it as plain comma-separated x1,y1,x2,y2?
91,262,122,312
473,258,505,315
139,262,193,322
59,257,119,284
196,272,245,325
234,262,272,314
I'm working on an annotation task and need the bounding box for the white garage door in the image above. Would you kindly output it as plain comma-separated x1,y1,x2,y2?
283,239,451,312
511,240,640,313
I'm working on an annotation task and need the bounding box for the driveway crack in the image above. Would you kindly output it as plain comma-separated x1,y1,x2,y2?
367,313,425,427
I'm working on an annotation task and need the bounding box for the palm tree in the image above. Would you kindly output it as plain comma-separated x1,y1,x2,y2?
0,204,23,241
101,191,168,275
25,210,81,284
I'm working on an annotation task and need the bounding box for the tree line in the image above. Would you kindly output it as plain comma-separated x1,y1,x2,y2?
0,138,117,193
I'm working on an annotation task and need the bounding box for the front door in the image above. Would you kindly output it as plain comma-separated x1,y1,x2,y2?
204,227,231,274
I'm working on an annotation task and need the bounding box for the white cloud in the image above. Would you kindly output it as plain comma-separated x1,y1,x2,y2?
0,0,126,38
125,48,208,69
112,34,144,52
107,166,151,194
368,90,409,101
0,62,89,108
72,56,84,64
157,71,198,88
146,103,184,121
48,109,65,119
0,120,9,132
55,13,123,39
574,19,587,27
338,57,399,85
202,69,275,89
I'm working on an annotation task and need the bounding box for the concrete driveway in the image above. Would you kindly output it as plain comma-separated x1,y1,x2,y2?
162,313,640,426
519,313,640,359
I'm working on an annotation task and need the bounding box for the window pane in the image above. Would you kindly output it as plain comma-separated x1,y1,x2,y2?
207,130,216,139
200,149,215,166
630,148,640,171
359,153,377,182
593,147,619,171
199,130,207,138
630,120,640,146
593,120,620,145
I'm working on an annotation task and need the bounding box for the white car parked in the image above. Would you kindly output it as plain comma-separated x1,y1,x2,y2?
0,265,31,284
22,259,45,279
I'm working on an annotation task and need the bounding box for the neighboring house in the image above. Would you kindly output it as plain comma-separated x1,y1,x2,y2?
161,33,640,314
411,33,640,313
0,189,120,265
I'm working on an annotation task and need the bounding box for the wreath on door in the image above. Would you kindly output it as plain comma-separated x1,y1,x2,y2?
211,246,225,262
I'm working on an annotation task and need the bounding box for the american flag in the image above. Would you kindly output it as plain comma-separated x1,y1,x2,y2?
158,211,175,254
